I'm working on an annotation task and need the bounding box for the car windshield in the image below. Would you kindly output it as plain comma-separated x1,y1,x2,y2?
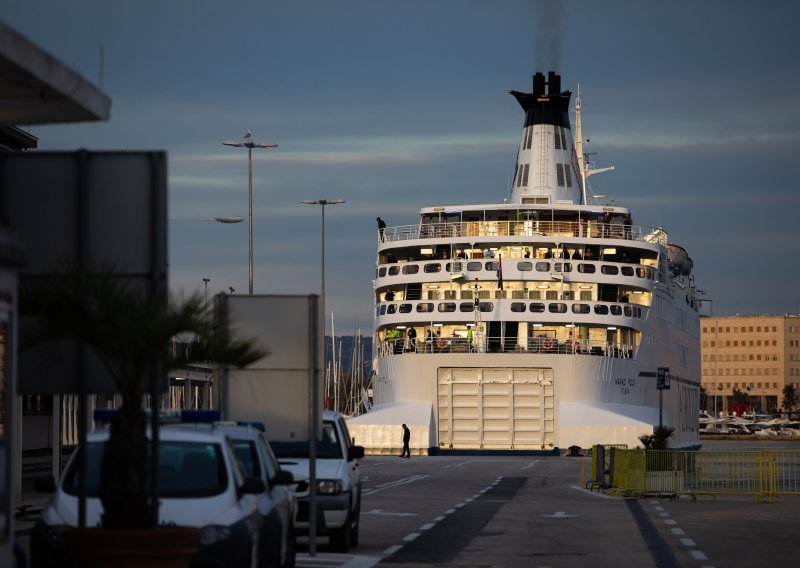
63,441,228,497
270,421,342,459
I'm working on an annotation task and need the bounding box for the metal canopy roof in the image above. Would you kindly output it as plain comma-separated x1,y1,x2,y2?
0,20,111,125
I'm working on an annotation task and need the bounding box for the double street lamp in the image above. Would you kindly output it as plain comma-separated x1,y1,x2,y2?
223,130,278,294
301,199,346,353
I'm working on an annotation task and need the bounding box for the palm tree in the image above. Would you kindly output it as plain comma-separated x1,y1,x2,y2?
782,384,797,415
638,425,675,450
20,269,265,529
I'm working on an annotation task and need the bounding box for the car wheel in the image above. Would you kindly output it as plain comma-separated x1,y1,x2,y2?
328,511,352,553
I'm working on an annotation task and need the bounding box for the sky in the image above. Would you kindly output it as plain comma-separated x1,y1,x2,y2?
5,0,800,333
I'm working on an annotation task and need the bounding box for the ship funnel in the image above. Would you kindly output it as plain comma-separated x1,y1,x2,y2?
533,72,546,97
547,71,561,95
508,72,581,205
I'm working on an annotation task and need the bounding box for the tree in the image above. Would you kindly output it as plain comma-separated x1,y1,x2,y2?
782,384,797,414
638,425,675,450
20,270,265,529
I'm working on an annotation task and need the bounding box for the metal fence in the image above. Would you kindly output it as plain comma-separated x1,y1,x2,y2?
594,447,800,502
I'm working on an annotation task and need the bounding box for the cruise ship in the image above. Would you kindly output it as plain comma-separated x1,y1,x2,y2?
349,72,700,453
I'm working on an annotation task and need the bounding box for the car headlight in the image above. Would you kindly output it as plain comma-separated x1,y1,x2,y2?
200,525,232,545
317,479,343,495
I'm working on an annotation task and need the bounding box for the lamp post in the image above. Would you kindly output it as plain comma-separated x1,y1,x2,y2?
301,199,346,397
202,278,210,308
223,130,278,294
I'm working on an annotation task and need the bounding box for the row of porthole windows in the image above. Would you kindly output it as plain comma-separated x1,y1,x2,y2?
377,261,654,279
376,301,642,318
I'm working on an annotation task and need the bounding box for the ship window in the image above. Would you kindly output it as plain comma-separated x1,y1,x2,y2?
485,261,499,271
580,291,592,301
601,265,619,275
554,262,572,272
624,305,632,317
554,127,562,150
424,263,441,273
621,266,634,276
438,302,456,313
459,302,475,312
399,304,412,313
564,164,572,187
610,305,622,315
577,263,595,273
529,303,545,313
634,307,642,318
446,262,463,272
636,267,646,278
535,262,551,272
478,302,494,312
416,302,434,313
511,302,526,313
549,303,567,313
379,305,387,315
572,304,590,314
467,262,483,271
545,291,557,300
402,265,419,275
387,304,397,314
594,305,609,315
388,266,400,276
522,164,530,187
378,267,386,277
556,164,565,187
561,127,567,149
517,261,533,271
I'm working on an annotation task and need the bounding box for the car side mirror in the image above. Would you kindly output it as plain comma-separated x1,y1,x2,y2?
34,474,56,493
270,469,294,486
239,477,266,496
347,445,365,461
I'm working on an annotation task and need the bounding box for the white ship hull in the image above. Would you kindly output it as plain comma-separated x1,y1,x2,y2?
354,72,701,453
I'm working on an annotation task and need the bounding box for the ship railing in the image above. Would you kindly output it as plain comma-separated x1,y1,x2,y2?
381,221,665,245
379,337,634,358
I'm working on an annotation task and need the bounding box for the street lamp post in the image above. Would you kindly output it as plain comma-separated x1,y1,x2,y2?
301,199,346,398
223,130,278,294
203,278,210,308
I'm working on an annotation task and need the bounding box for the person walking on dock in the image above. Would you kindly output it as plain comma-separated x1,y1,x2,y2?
400,424,411,458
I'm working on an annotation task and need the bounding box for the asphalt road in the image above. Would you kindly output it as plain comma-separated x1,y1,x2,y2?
296,453,800,568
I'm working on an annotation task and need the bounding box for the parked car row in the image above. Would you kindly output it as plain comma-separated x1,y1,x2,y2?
31,410,298,568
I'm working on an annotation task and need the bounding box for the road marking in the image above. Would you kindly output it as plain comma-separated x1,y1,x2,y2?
569,485,615,498
403,532,420,541
658,512,670,517
363,474,429,496
363,509,416,517
680,538,696,547
541,511,577,518
671,528,685,535
664,519,677,525
521,460,540,469
419,523,435,531
690,550,708,560
653,505,664,511
442,459,476,468
383,545,402,555
445,508,456,514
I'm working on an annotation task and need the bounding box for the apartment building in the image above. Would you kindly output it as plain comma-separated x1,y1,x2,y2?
701,315,800,415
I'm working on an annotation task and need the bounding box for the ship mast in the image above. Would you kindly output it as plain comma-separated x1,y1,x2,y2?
574,87,614,204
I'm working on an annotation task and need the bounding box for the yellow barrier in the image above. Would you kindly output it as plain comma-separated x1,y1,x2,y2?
609,449,800,502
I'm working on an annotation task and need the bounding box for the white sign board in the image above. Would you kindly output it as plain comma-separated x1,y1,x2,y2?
218,294,322,442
